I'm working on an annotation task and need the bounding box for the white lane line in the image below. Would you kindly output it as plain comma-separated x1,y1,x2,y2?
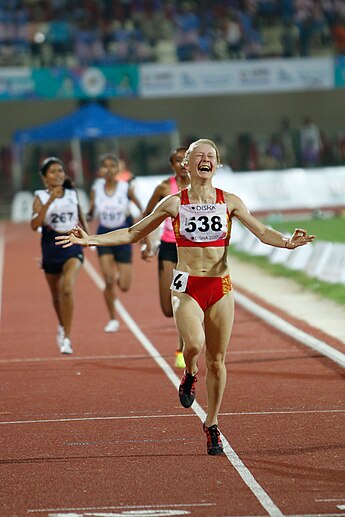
221,408,345,416
235,291,345,369
0,353,151,364
1,407,345,426
0,222,5,324
84,259,284,517
27,502,216,514
0,413,191,426
316,499,345,502
0,348,302,365
26,510,345,517
228,348,302,355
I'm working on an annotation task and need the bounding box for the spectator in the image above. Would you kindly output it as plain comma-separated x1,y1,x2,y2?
337,132,345,164
243,16,263,59
331,14,345,55
173,2,200,61
297,12,316,56
195,24,214,60
299,116,323,167
225,11,244,59
47,9,72,64
281,0,295,23
320,131,336,165
279,117,297,168
237,132,259,171
280,20,299,57
73,17,105,66
264,134,284,168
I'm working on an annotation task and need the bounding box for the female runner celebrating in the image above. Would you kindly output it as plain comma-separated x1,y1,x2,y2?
56,139,315,455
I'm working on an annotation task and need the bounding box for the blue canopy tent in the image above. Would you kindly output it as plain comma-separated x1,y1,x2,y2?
12,103,179,188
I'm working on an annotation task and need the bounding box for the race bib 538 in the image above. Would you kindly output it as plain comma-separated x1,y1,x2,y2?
179,204,227,242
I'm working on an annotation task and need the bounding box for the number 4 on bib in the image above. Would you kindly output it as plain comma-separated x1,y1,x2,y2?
170,270,189,292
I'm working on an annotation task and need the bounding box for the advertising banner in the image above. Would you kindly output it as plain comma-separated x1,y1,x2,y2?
334,56,345,87
0,57,335,101
0,65,138,100
140,57,334,98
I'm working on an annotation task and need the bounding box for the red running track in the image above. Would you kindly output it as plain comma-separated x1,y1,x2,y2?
1,221,345,517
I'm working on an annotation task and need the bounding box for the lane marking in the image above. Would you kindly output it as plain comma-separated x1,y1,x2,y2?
2,407,345,426
84,259,284,517
228,348,303,355
25,509,345,517
0,353,152,364
235,291,345,369
33,510,191,516
316,499,345,502
0,348,303,365
27,503,216,515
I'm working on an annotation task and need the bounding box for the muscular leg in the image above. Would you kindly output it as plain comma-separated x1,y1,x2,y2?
45,272,63,325
203,291,234,427
158,259,174,317
160,260,184,354
60,257,82,339
172,292,204,375
116,262,132,292
98,253,117,320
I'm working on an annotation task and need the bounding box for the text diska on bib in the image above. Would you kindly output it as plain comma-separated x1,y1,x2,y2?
179,203,228,242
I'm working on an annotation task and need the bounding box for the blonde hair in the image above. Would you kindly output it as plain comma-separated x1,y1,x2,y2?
182,139,222,168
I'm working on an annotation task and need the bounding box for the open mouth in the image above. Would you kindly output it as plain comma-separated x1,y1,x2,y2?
199,165,211,172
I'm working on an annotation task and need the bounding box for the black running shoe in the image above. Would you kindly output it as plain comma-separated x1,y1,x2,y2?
179,370,198,408
203,423,224,455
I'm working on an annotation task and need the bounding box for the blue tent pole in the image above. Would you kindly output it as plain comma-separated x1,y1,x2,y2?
170,129,180,151
71,138,84,188
11,142,23,191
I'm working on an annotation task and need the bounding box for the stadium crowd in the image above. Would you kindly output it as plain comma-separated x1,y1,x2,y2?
0,0,345,67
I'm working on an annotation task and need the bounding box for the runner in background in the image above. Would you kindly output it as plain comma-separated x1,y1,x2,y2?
141,146,189,368
87,153,143,332
118,158,134,183
31,157,89,354
90,157,136,224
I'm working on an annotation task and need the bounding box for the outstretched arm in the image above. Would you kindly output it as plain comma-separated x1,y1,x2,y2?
56,194,178,248
229,193,315,249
